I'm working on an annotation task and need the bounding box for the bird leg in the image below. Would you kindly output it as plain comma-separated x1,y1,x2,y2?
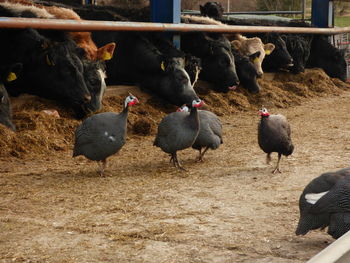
196,147,209,162
99,159,107,177
266,153,272,164
200,146,209,161
195,149,203,162
170,153,176,167
174,153,187,171
272,153,282,174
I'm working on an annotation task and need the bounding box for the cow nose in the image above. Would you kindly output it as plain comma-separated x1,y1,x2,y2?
84,94,92,103
257,72,263,78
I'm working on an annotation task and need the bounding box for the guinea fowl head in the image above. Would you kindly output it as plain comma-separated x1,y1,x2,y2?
176,105,189,112
258,107,270,117
192,99,204,108
124,93,139,108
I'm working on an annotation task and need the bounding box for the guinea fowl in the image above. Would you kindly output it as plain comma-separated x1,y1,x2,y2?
296,167,350,239
73,94,139,176
177,105,223,161
154,99,204,170
258,107,294,173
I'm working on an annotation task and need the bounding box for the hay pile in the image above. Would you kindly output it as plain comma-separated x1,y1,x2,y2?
0,68,348,158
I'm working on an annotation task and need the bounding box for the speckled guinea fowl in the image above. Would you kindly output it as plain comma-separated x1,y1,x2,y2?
154,99,204,170
73,94,139,176
257,107,294,173
296,167,350,239
177,105,223,161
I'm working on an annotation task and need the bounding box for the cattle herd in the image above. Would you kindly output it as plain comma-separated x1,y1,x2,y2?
1,0,350,248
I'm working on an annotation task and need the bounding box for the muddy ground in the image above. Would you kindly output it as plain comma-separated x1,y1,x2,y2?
1,69,350,263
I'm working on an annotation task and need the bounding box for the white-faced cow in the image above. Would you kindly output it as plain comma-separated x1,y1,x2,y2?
231,34,275,77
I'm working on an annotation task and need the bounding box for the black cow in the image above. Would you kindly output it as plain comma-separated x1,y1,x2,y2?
0,28,93,118
0,63,22,131
0,3,109,118
257,33,294,72
181,31,240,93
284,34,312,74
199,1,224,20
307,35,347,82
232,50,260,94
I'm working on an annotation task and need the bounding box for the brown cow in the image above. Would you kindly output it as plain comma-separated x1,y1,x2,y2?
0,0,115,61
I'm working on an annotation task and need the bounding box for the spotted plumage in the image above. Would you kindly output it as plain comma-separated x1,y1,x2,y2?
73,94,138,176
258,107,294,173
177,105,222,161
296,167,350,239
154,99,203,170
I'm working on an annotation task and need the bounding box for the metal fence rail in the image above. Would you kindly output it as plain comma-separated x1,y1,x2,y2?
0,17,349,34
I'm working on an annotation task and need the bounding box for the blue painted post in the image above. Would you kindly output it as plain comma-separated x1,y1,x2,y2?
311,0,334,28
150,0,181,48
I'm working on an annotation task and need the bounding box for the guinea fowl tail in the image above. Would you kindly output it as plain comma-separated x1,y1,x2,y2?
285,143,294,156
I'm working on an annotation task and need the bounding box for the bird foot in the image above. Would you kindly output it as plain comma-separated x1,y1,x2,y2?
195,156,204,162
272,168,281,174
177,165,187,171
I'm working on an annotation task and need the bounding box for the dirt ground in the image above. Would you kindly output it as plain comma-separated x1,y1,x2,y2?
1,69,350,263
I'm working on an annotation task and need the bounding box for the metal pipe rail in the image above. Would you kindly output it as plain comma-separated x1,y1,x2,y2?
182,10,304,15
307,230,350,263
0,17,349,35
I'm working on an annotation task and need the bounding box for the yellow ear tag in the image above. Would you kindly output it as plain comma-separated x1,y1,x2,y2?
253,57,260,63
7,72,17,82
102,51,112,61
46,55,55,66
161,61,165,71
265,49,271,55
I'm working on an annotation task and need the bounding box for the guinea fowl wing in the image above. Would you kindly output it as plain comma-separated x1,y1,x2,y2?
308,178,350,214
73,112,124,157
207,113,223,143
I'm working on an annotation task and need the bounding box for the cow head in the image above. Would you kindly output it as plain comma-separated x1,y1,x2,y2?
232,50,260,94
307,36,347,82
39,40,93,118
0,28,93,118
199,34,240,92
231,36,275,78
199,1,224,19
285,34,312,74
141,57,199,106
262,33,294,71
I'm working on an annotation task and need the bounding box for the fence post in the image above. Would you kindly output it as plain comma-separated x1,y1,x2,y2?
311,0,334,28
150,0,181,48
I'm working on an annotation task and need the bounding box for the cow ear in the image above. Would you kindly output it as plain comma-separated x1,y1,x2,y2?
97,42,116,61
231,40,241,50
264,43,275,55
